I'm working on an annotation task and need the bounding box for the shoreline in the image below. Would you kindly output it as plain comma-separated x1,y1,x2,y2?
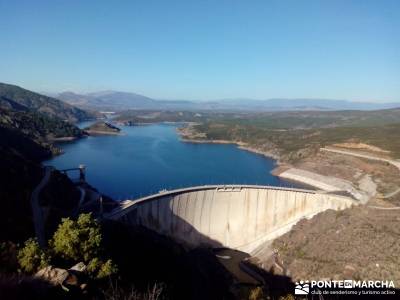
179,137,280,161
179,136,334,192
116,121,198,126
176,127,360,194
177,125,281,162
86,130,123,136
48,136,79,142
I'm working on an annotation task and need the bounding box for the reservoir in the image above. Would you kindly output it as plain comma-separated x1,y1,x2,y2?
45,123,298,199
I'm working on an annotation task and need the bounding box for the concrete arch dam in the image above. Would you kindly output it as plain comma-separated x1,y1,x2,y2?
106,185,356,254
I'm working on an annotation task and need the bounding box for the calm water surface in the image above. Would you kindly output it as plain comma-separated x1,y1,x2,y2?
45,124,298,199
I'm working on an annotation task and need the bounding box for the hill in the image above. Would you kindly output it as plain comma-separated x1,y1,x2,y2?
0,83,101,242
0,107,85,144
0,82,96,122
56,89,400,112
57,90,157,111
0,123,80,242
178,108,400,160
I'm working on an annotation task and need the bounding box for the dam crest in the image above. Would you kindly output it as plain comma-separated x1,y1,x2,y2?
106,185,356,254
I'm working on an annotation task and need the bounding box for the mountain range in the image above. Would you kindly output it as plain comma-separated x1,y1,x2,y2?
55,90,400,112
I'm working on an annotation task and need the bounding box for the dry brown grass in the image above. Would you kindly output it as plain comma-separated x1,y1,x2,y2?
102,281,164,300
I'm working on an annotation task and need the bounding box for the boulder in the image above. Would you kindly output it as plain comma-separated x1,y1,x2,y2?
34,266,70,286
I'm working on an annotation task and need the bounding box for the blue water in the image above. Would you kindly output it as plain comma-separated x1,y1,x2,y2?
45,123,297,199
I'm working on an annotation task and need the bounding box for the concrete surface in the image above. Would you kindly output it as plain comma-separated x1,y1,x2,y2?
106,185,356,254
31,166,53,246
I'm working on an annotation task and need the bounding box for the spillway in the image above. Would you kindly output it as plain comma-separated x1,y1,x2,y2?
106,185,356,254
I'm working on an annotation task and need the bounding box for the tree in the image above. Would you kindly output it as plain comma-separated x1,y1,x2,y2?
17,238,50,273
50,213,117,278
51,213,102,262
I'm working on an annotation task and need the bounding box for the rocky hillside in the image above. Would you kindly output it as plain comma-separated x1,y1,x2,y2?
0,108,84,144
273,205,400,286
0,82,96,122
0,97,85,241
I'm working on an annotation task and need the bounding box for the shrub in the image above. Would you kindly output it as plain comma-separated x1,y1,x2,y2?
51,213,102,262
97,259,118,279
249,286,264,300
17,238,50,273
87,257,118,279
50,213,117,278
18,213,117,279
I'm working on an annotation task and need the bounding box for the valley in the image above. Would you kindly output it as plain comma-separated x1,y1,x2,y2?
1,83,399,299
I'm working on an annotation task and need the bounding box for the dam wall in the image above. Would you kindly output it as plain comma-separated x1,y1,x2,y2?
106,185,356,254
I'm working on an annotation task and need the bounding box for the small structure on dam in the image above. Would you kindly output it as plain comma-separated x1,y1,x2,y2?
106,185,356,254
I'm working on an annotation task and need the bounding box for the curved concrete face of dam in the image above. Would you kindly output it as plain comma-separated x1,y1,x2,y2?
106,185,356,254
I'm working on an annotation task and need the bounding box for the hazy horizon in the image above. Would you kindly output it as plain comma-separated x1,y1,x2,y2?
42,88,398,104
1,0,399,102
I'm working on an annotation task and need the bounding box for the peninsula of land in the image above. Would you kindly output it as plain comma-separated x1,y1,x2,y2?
84,121,122,135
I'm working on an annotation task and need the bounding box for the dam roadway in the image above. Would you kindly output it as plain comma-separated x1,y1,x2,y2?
106,185,356,254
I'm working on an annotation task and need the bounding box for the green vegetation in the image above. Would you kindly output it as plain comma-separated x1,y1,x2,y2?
195,122,400,161
17,213,117,279
0,114,82,242
0,108,84,143
115,108,400,161
116,108,400,129
17,238,50,273
0,85,91,243
50,213,117,278
51,213,102,262
115,110,208,124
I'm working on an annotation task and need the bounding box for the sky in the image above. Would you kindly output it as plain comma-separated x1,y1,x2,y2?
0,0,399,102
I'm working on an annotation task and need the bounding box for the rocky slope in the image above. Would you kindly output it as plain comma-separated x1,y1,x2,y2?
0,108,84,145
0,82,96,122
272,205,400,286
0,85,89,242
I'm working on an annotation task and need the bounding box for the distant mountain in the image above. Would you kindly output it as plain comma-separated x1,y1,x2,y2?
57,90,157,110
0,82,96,122
205,98,400,111
55,89,400,112
56,91,204,111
